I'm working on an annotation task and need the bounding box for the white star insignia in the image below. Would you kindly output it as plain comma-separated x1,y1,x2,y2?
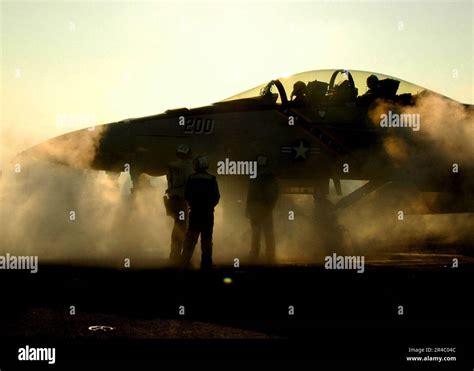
293,141,309,159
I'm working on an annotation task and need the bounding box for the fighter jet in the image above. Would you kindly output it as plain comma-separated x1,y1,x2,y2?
20,69,474,214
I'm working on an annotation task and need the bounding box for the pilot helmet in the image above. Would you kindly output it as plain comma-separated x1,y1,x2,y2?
367,75,379,90
176,144,192,158
291,81,307,98
193,155,209,171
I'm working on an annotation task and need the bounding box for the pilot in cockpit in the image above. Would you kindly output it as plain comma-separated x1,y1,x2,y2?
290,81,309,106
365,74,380,96
357,74,380,106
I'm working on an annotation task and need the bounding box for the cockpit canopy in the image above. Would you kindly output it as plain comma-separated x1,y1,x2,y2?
219,69,427,107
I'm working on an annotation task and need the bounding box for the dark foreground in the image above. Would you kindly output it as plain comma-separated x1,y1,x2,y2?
0,253,473,369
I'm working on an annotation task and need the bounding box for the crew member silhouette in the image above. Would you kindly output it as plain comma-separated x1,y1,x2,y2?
181,156,220,270
246,155,279,262
165,144,194,263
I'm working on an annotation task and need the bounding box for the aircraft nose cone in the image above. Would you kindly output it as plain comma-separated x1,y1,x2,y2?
21,127,104,169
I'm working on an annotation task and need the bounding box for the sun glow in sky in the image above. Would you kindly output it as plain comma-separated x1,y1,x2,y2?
1,0,472,164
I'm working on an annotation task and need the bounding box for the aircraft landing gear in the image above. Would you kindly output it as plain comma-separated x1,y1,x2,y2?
313,193,344,255
312,178,351,257
129,170,151,196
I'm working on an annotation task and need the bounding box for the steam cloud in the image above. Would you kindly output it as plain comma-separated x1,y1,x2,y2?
345,93,474,252
369,92,474,167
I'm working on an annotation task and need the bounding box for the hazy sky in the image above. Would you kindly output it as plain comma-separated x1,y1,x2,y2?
1,0,473,161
